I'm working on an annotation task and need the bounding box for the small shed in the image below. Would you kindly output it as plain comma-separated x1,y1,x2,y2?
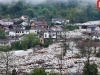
87,25,100,32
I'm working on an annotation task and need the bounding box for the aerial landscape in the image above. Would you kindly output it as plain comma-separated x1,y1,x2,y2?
0,0,100,75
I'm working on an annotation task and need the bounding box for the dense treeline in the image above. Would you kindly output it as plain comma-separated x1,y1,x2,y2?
0,0,100,23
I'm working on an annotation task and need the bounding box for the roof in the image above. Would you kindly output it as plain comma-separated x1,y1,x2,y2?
76,20,100,26
13,18,21,22
52,25,62,28
44,29,56,32
0,39,9,44
52,18,64,20
87,25,98,28
34,21,47,26
2,19,13,22
52,18,67,22
51,25,62,31
31,26,45,31
9,28,25,31
0,24,22,28
21,15,28,18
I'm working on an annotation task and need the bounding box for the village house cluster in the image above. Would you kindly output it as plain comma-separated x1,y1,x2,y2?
1,15,100,46
0,15,70,46
75,21,100,33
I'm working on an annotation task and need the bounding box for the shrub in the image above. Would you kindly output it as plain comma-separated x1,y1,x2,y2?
61,25,79,31
30,68,47,75
11,69,16,75
43,39,53,47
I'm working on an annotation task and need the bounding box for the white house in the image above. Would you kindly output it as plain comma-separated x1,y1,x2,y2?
52,18,69,25
50,25,62,31
29,26,45,34
0,19,14,25
44,29,57,39
29,28,40,34
4,21,13,25
20,15,28,21
21,21,28,26
0,20,5,25
9,29,29,37
43,29,69,39
86,25,100,33
75,20,100,30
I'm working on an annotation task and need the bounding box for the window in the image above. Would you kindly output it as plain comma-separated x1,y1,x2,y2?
53,34,55,36
45,34,47,37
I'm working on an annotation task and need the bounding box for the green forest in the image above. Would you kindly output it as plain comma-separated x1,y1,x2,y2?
0,0,99,23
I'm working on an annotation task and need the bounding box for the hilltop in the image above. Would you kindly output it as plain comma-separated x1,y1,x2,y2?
0,0,99,23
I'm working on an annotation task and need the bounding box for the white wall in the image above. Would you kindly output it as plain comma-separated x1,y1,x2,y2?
24,31,29,34
44,32,57,39
51,33,56,39
95,26,100,31
29,30,37,34
44,32,49,38
9,30,29,36
86,28,91,33
9,31,16,36
5,22,13,25
21,22,28,26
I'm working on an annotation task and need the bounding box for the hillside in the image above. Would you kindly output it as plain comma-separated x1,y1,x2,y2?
0,0,99,23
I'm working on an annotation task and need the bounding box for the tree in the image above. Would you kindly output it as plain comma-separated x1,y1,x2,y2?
22,33,41,49
43,39,53,47
25,8,35,18
13,41,23,50
49,71,58,75
0,45,15,75
30,68,47,75
21,39,28,50
83,62,98,75
61,25,79,31
0,0,99,23
11,69,16,75
92,38,100,54
0,28,7,39
78,45,87,57
56,30,72,75
25,34,40,47
78,35,93,63
60,30,73,55
14,20,23,24
13,33,41,50
56,54,63,75
25,25,31,30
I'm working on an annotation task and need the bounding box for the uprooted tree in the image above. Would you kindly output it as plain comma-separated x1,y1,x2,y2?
0,45,16,75
78,34,99,75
